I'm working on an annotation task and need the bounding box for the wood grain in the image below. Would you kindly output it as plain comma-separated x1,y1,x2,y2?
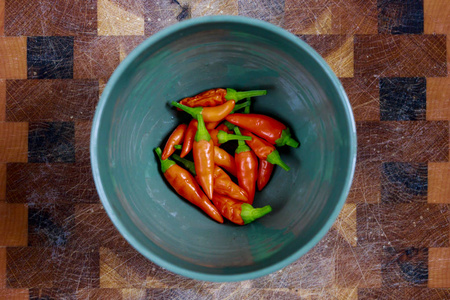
354,35,447,77
341,77,380,121
359,287,450,299
426,77,450,120
189,0,239,18
347,161,381,203
0,289,28,300
0,247,5,288
427,162,450,204
357,203,449,248
424,0,450,34
0,164,4,201
98,0,145,36
7,247,99,289
0,0,4,35
0,80,5,121
6,163,99,204
357,121,449,162
299,35,354,78
4,0,97,36
335,244,382,288
0,37,27,79
284,0,377,34
428,248,450,288
0,203,27,246
74,37,120,79
333,203,357,246
6,80,98,122
0,122,27,163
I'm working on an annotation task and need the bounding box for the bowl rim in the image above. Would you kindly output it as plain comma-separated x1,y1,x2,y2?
90,15,357,282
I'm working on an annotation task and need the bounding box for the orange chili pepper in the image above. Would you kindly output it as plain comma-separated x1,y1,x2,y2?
213,166,248,202
257,159,274,191
155,147,223,223
172,100,236,123
234,127,258,204
240,129,290,171
212,194,272,225
209,124,229,146
161,124,187,160
171,155,248,202
225,113,300,148
179,88,267,108
193,115,215,200
214,146,237,177
206,121,220,130
180,119,197,158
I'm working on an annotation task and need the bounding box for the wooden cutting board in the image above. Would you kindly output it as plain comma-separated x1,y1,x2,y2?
0,0,449,299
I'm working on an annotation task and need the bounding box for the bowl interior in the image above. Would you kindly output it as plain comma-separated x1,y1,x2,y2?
92,17,356,281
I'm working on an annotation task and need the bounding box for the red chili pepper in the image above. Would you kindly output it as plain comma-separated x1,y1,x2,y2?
212,194,272,225
240,129,290,171
214,146,237,177
155,147,223,223
234,127,258,204
213,166,248,202
172,100,236,123
257,159,274,191
179,88,267,108
193,115,215,200
180,119,197,158
161,124,187,160
172,154,248,202
180,88,227,108
225,113,300,148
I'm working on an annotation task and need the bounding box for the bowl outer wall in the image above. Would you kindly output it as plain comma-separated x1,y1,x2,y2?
90,15,357,281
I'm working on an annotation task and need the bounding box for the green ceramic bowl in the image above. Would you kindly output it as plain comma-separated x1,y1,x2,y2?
91,16,356,281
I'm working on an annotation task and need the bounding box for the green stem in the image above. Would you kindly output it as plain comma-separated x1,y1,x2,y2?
230,99,252,113
266,150,290,171
275,128,300,148
223,121,236,131
241,203,272,224
172,154,196,176
225,88,267,102
155,147,175,173
234,127,251,153
194,114,211,142
217,130,251,144
174,144,182,150
171,101,203,119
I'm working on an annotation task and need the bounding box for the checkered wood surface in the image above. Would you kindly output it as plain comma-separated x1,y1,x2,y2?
0,0,449,299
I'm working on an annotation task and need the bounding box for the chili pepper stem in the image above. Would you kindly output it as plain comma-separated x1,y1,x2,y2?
172,154,197,176
275,128,300,148
234,127,251,153
217,130,251,144
231,99,252,113
241,203,272,224
155,147,176,173
171,101,202,118
244,97,251,114
195,114,211,142
266,150,290,171
225,88,267,102
224,121,236,131
174,144,182,150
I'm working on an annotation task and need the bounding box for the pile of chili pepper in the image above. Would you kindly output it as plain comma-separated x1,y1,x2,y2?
155,88,300,225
